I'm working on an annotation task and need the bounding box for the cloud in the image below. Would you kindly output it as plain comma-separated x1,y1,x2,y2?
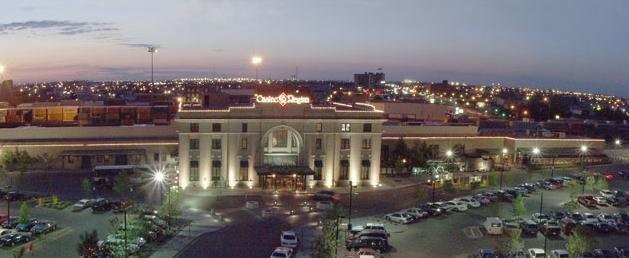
121,43,161,49
0,20,118,36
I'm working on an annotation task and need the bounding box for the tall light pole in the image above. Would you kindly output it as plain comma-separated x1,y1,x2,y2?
500,148,507,190
580,145,587,171
531,147,540,169
251,56,263,80
445,150,453,171
148,46,157,87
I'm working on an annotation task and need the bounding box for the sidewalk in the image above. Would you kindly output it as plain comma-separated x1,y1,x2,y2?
148,209,224,258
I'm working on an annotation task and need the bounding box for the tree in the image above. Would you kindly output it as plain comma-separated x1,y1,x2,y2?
18,201,29,224
159,188,182,221
567,226,597,258
112,175,131,197
312,217,338,258
512,196,526,219
81,178,93,198
77,230,100,258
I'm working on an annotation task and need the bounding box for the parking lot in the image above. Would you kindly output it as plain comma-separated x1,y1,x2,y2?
0,201,119,258
346,177,629,258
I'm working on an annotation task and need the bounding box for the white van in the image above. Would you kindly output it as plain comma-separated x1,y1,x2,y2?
483,217,504,235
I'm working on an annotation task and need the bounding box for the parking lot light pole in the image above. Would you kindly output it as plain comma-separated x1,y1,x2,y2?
432,174,440,202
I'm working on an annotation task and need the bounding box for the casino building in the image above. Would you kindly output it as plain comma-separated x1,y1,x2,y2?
176,91,384,191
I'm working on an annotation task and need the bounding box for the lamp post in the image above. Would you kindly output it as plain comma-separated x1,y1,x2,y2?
500,148,507,190
148,46,157,87
615,139,622,147
431,174,440,202
446,150,453,171
531,147,540,169
154,170,165,206
580,145,587,171
251,56,263,80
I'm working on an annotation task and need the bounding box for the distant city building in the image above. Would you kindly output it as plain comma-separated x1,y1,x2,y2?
0,80,13,104
354,72,385,89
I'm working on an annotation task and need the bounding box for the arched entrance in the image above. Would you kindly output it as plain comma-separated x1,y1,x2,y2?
256,125,313,191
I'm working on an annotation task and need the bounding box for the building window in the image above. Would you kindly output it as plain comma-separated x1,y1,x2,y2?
339,160,349,180
314,160,323,180
190,123,199,132
211,139,221,150
363,123,372,132
316,123,323,132
341,123,351,132
189,160,199,181
153,153,160,162
341,138,350,150
241,138,248,149
190,139,199,150
242,123,248,132
315,138,322,150
212,160,221,181
239,160,249,181
362,138,372,149
361,160,370,180
212,123,221,132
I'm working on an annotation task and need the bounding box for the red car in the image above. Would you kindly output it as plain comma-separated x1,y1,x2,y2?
578,195,597,208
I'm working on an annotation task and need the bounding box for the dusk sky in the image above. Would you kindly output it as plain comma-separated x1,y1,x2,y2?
1,0,628,96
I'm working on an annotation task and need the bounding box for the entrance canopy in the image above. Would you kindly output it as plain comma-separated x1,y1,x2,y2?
255,165,314,176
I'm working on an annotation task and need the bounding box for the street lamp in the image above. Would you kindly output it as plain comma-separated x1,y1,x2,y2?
615,139,622,146
432,174,440,202
147,46,157,87
251,56,263,80
580,145,588,171
500,148,508,190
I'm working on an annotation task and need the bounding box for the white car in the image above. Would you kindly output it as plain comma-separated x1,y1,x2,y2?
402,208,429,219
528,248,546,258
316,201,334,211
582,213,598,224
72,199,94,210
384,212,414,224
280,231,298,248
270,246,293,258
245,201,260,209
483,217,504,235
550,249,569,258
0,228,14,236
441,201,468,212
599,190,616,199
456,197,481,208
593,196,607,205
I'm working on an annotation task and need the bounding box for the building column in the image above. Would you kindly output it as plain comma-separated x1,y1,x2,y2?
349,134,361,186
324,134,337,187
178,135,190,189
370,135,381,186
199,135,210,189
227,134,238,187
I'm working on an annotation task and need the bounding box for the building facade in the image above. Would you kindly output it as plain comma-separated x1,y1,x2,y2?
176,93,385,191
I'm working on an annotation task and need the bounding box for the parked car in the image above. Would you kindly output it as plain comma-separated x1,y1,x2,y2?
531,213,550,224
520,220,539,236
614,247,627,257
30,220,57,235
280,231,298,248
346,236,388,252
384,212,414,224
313,191,337,201
597,213,616,224
540,220,561,237
593,222,615,233
472,194,492,205
578,195,597,208
73,199,94,211
15,218,39,232
592,248,614,257
479,248,498,258
549,249,569,258
0,233,30,247
111,200,133,213
440,201,468,212
270,246,293,258
92,199,113,213
418,203,443,216
599,190,617,199
483,217,503,235
401,208,429,219
5,192,25,202
346,229,389,249
560,218,576,235
527,248,546,258
457,197,481,208
593,196,608,206
315,201,334,211
1,217,19,229
350,223,390,238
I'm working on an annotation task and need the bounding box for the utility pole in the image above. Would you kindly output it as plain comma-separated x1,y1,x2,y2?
148,46,157,87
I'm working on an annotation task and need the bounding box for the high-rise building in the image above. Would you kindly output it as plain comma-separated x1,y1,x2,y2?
354,72,385,89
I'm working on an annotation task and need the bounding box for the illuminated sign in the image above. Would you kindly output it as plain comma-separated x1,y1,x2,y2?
255,92,310,106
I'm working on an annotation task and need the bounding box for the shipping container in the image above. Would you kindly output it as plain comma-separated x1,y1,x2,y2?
120,107,136,125
136,107,151,124
32,108,47,123
63,107,78,122
47,107,63,123
78,107,91,126
105,107,121,125
90,107,106,125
